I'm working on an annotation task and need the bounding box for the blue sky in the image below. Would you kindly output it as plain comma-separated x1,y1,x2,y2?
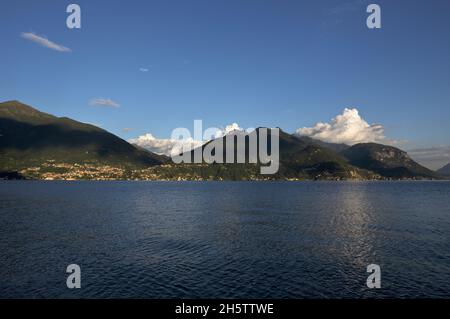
1,0,450,168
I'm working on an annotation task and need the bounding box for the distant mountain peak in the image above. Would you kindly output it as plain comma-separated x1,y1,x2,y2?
0,100,56,123
437,163,450,176
341,143,438,179
1,100,37,109
1,99,25,105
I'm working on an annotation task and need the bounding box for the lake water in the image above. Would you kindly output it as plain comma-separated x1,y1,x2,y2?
0,181,449,298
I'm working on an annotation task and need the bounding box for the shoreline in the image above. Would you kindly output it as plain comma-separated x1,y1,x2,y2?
1,177,448,182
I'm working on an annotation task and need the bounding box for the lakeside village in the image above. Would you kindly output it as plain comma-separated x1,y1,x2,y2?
6,159,437,182
15,160,271,181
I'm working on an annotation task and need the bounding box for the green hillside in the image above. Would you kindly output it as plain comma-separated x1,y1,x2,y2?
341,143,438,179
0,101,166,175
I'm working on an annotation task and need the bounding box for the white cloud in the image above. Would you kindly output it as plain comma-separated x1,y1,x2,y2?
129,123,249,156
21,32,71,52
129,133,204,157
89,98,120,108
213,123,245,138
139,68,149,72
296,108,389,145
407,146,450,170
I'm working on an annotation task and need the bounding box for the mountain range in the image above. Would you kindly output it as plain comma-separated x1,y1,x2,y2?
0,100,166,179
0,100,444,180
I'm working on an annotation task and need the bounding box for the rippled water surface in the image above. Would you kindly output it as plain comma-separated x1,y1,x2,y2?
0,181,449,298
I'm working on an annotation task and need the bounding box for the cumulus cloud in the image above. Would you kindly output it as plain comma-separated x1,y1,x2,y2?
407,146,450,170
129,133,203,157
129,123,250,156
296,108,389,145
21,32,71,52
89,98,120,108
213,123,245,138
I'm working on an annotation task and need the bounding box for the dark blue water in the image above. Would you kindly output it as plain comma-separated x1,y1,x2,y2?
0,181,449,298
